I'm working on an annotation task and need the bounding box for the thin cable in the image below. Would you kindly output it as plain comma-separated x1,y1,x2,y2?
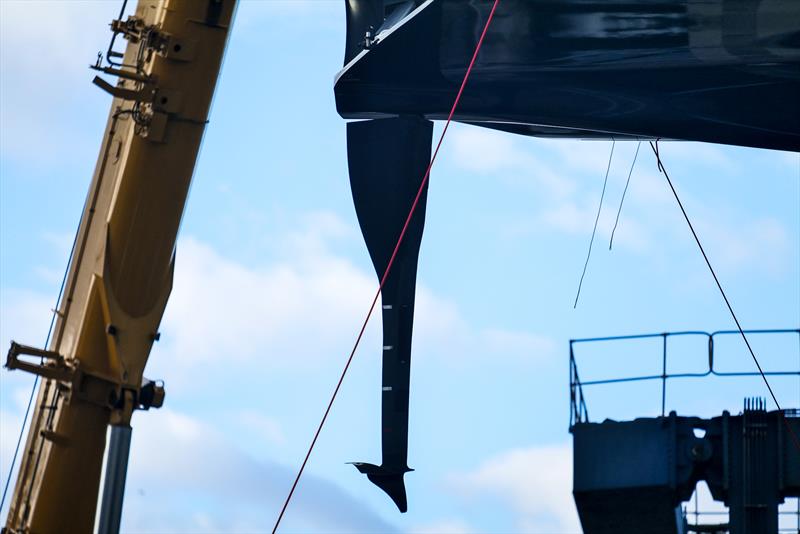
649,140,800,451
0,381,37,514
8,111,124,533
271,2,501,531
0,227,79,513
0,112,104,513
574,139,615,308
609,140,640,250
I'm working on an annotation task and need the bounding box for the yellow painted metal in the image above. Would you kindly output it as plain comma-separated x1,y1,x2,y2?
3,1,236,531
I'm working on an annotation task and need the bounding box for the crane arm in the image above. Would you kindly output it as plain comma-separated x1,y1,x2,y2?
3,1,236,531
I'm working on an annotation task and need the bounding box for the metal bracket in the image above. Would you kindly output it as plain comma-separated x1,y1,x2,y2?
90,65,155,84
137,379,165,410
110,16,148,44
5,341,165,417
153,88,183,114
111,16,171,53
6,341,75,382
40,429,70,447
92,13,196,148
92,76,157,103
362,26,377,50
163,37,197,61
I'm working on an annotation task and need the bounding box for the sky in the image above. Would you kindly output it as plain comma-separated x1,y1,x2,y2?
1,1,799,533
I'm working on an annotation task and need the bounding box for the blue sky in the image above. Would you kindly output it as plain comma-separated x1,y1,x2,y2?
1,1,798,533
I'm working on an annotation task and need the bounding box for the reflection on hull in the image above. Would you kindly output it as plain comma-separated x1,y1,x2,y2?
336,0,800,151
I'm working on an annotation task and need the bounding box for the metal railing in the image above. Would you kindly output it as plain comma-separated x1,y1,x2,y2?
683,498,800,533
569,329,800,427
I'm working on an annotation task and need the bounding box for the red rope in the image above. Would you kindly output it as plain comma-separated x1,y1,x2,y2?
271,2,501,531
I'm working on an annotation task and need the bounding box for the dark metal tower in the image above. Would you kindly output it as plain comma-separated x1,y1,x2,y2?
569,330,800,534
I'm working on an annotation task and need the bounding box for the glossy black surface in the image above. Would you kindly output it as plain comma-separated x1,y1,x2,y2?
347,116,432,513
336,0,800,151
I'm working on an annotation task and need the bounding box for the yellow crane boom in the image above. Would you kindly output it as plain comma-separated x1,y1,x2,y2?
3,1,236,531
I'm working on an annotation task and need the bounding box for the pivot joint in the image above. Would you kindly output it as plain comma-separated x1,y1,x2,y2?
5,341,165,423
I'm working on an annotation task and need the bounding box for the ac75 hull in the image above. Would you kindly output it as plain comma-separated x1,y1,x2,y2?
336,0,800,152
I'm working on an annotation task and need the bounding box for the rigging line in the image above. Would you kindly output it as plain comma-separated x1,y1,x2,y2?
0,384,38,513
0,215,82,514
649,140,800,452
0,112,116,516
271,1,502,531
574,139,615,308
609,140,641,250
17,116,124,523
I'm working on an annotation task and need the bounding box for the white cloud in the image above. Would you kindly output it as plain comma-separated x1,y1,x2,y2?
0,282,393,529
0,289,54,349
123,408,397,533
159,212,556,374
0,212,562,531
237,411,287,447
650,141,738,173
447,131,655,253
633,168,793,277
0,1,116,166
450,127,532,173
0,2,113,82
0,288,56,517
240,0,339,16
777,150,799,172
0,409,23,496
480,329,556,362
161,234,376,366
447,126,577,198
539,139,620,175
31,267,63,287
448,443,580,534
31,232,75,286
0,209,560,527
415,294,556,366
448,130,793,277
538,196,650,253
0,389,36,519
531,152,792,276
408,519,477,534
235,0,341,32
40,231,74,258
542,139,736,177
447,442,794,534
693,215,791,277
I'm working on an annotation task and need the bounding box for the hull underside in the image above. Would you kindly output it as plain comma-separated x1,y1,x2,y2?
335,0,800,151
